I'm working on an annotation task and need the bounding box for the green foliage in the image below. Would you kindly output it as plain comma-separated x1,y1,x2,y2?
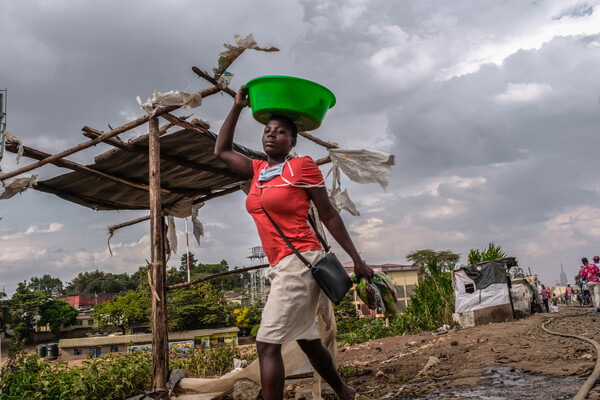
7,282,47,343
38,300,78,338
336,258,455,346
1,345,258,399
180,252,200,276
393,258,454,334
171,346,257,378
231,304,262,330
167,282,230,331
64,269,138,295
467,242,507,265
0,352,152,400
92,291,150,334
333,293,362,335
406,249,459,277
28,275,64,297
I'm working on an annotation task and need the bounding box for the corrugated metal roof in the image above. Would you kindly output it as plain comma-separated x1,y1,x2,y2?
58,327,239,348
36,128,266,217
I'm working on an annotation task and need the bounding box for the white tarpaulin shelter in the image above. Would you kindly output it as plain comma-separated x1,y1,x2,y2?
452,257,517,327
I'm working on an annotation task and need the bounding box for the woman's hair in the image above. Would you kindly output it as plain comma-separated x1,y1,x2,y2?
269,114,298,138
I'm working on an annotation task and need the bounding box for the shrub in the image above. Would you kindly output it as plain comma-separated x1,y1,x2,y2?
1,344,257,399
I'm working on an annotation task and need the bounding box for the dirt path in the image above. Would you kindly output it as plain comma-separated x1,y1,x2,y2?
333,307,600,399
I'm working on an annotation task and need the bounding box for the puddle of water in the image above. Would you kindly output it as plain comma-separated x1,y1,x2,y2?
409,365,584,400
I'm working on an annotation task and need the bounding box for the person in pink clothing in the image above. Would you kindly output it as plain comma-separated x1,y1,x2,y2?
565,284,574,306
580,257,600,311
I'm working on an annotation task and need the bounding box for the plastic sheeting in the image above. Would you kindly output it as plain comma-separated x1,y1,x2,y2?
214,34,279,79
0,174,37,200
326,148,394,215
453,269,511,314
137,90,203,116
174,291,337,399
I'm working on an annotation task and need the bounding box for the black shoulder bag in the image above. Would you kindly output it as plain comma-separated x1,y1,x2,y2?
260,196,352,305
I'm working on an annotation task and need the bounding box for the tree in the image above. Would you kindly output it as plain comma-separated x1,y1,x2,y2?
167,282,230,331
92,291,150,334
179,252,199,278
38,300,78,338
28,275,64,297
167,267,185,286
406,249,460,276
7,282,47,343
467,242,507,265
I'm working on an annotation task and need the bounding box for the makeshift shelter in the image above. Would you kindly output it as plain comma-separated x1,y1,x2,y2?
452,257,518,327
0,35,394,399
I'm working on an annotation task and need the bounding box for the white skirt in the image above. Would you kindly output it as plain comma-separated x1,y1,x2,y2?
256,250,326,344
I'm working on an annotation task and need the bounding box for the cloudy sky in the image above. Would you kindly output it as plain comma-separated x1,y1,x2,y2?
2,0,600,296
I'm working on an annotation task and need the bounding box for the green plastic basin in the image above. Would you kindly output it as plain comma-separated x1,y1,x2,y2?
245,75,336,131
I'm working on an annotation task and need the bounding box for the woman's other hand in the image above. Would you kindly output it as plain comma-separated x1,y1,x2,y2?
354,259,373,284
234,85,250,109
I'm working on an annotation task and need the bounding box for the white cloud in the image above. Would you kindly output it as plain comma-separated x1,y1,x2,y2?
0,222,63,240
491,82,553,104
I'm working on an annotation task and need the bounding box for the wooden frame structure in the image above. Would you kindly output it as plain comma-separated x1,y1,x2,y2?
0,64,339,397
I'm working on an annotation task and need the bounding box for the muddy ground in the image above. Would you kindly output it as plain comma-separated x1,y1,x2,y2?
321,307,600,399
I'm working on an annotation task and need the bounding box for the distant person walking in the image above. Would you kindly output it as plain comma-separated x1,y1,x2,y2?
580,257,600,311
541,284,550,312
566,284,574,306
594,255,600,267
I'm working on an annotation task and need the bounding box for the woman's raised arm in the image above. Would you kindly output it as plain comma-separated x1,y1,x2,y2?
307,186,373,284
214,86,254,179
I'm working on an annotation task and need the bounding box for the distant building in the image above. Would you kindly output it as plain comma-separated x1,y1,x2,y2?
344,262,419,317
559,264,568,286
58,293,119,309
58,327,239,361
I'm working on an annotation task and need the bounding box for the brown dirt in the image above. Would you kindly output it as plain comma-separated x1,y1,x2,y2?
328,307,600,399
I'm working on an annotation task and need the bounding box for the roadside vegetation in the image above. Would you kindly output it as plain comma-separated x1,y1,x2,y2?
0,245,510,398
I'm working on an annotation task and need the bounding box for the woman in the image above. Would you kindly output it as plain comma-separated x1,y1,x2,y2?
215,86,372,400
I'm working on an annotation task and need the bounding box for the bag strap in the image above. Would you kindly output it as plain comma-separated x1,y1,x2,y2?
259,185,327,269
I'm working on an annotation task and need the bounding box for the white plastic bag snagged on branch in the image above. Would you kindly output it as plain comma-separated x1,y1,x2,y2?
137,90,203,116
214,34,279,79
328,148,395,191
3,131,24,164
191,203,204,245
0,174,37,200
166,216,178,255
325,148,394,215
328,165,360,216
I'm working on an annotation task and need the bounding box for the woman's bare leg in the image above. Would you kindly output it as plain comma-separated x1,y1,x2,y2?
256,341,285,400
297,339,356,400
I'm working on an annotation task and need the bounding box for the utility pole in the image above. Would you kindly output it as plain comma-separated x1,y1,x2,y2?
0,88,7,172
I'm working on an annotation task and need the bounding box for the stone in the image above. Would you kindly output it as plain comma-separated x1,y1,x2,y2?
233,378,262,400
294,384,336,400
406,340,418,347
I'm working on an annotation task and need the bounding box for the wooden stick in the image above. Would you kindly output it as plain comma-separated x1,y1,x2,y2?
298,131,338,149
0,105,179,182
168,263,269,290
160,113,214,139
191,185,243,205
108,215,151,235
4,140,172,196
315,156,332,166
191,66,237,98
87,119,183,162
148,117,169,395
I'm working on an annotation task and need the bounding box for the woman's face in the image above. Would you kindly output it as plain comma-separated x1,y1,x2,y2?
262,119,296,159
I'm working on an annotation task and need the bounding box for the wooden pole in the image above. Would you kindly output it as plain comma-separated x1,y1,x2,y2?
148,116,168,397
